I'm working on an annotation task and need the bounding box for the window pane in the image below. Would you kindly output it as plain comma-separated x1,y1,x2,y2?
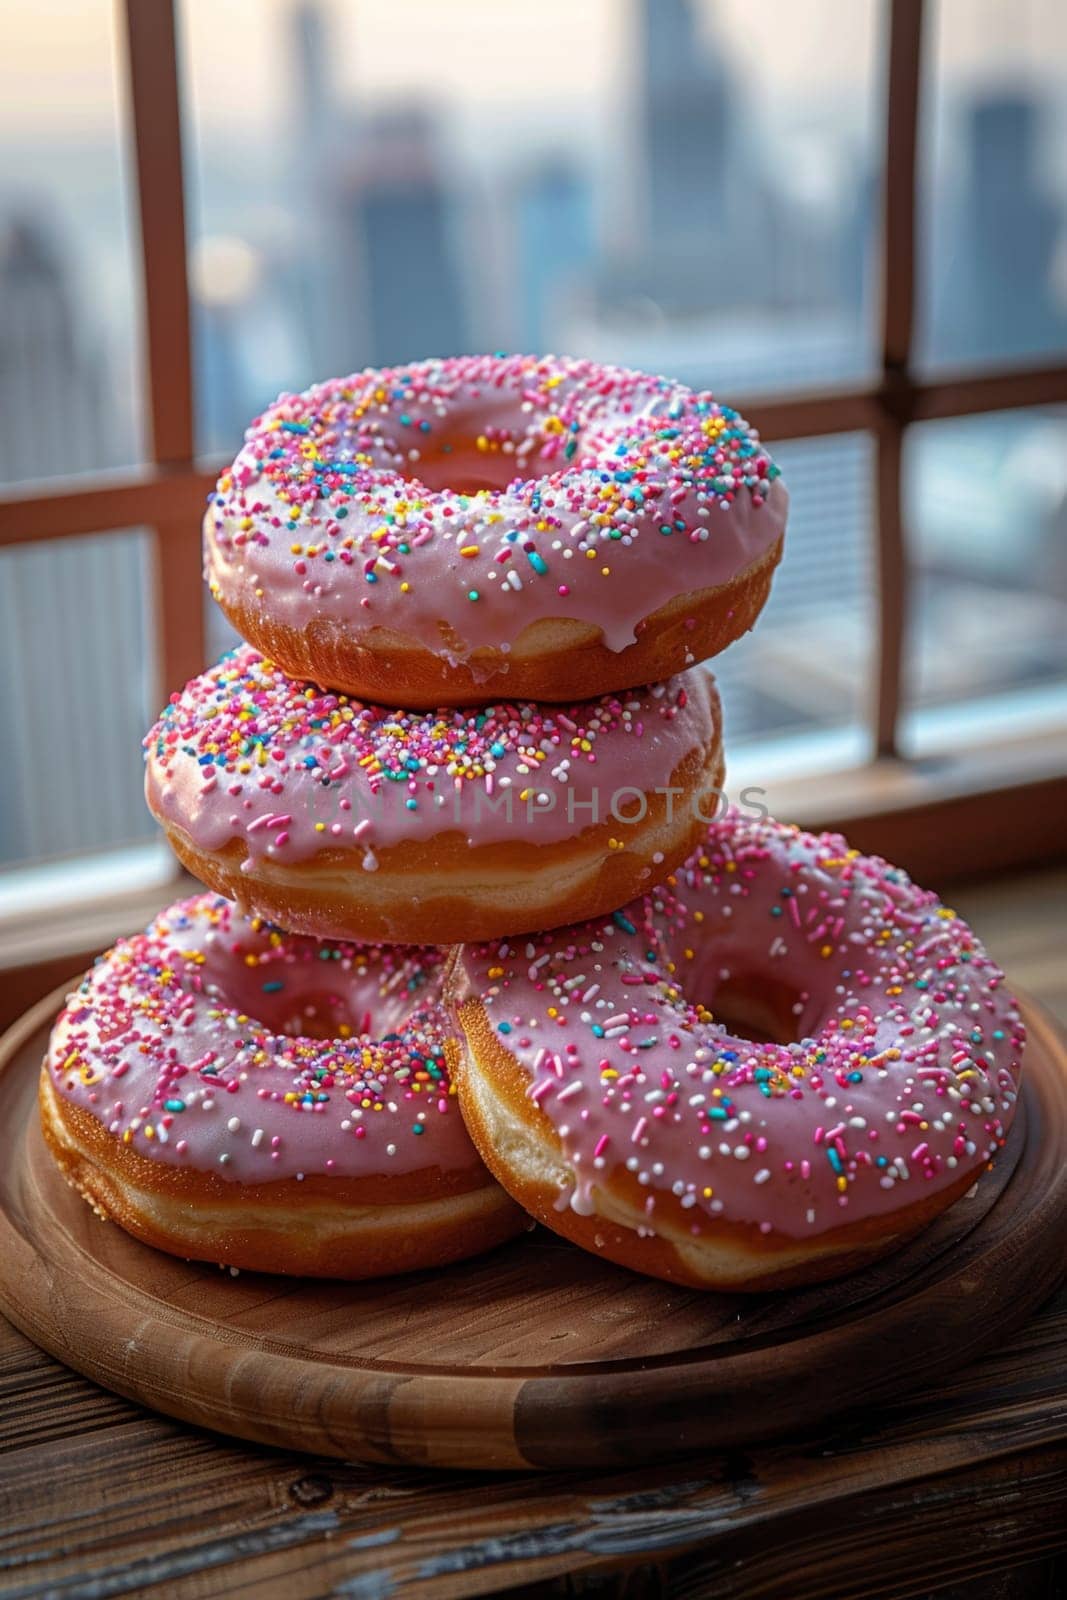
918,0,1067,370
714,432,875,761
0,1,145,483
181,0,881,457
0,531,157,869
901,407,1067,751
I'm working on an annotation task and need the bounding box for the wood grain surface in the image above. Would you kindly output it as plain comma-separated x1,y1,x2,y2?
1,987,1064,1478
0,1297,1064,1599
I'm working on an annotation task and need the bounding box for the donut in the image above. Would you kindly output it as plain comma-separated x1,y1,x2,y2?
144,646,725,946
204,354,787,706
41,893,527,1278
450,812,1025,1291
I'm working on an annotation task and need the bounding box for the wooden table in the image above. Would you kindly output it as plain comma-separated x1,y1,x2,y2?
1,1294,1064,1599
1,869,1064,1600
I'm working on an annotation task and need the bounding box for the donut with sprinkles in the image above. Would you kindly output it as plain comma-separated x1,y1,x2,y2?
144,646,725,945
204,354,787,706
449,812,1024,1290
41,894,526,1277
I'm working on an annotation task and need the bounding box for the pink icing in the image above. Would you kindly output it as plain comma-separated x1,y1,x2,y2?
204,354,788,658
47,894,479,1184
453,812,1024,1242
144,647,718,869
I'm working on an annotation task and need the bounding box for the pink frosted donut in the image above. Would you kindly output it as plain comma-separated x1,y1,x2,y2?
41,893,526,1277
451,812,1025,1290
144,646,725,945
204,354,787,706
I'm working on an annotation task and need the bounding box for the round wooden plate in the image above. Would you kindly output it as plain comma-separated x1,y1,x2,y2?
1,985,1065,1472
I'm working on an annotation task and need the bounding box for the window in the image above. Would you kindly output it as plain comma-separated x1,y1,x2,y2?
918,0,1067,371
903,406,1067,756
0,0,146,485
180,0,881,446
1,0,1065,934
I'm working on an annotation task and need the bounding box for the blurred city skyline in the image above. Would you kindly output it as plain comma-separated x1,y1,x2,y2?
2,0,1066,469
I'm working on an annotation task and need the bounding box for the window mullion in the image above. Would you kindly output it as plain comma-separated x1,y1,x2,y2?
874,0,925,758
123,0,204,753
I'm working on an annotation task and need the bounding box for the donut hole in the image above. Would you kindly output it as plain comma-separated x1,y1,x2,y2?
406,432,561,496
273,990,361,1041
198,947,443,1045
702,973,804,1047
261,976,438,1044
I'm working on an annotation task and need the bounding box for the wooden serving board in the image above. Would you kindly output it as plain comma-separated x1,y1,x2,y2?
1,984,1065,1473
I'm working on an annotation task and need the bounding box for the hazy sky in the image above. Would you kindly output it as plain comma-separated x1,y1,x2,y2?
1,0,1063,143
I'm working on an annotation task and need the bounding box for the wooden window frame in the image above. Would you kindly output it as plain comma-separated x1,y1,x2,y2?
0,0,1066,981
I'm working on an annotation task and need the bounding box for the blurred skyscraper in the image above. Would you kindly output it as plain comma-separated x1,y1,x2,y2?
288,0,345,376
292,0,332,152
513,158,595,352
641,0,733,234
586,0,869,358
633,0,749,307
330,106,472,367
0,218,151,865
933,93,1067,364
0,220,111,481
